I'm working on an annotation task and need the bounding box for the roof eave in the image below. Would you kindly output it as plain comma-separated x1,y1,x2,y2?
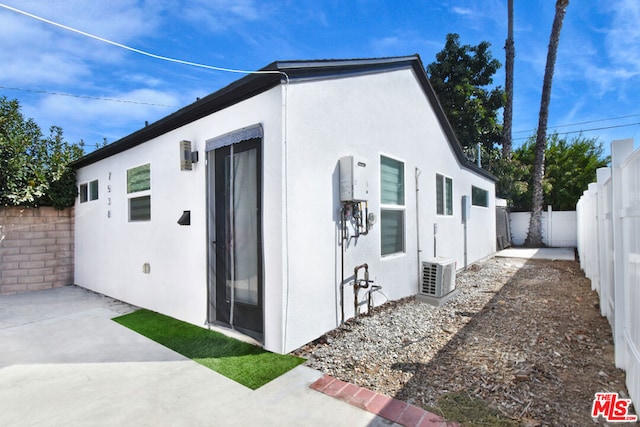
72,55,498,182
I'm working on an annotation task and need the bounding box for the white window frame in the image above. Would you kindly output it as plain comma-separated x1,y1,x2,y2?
471,185,489,208
380,154,406,257
79,183,88,203
436,173,453,216
79,179,99,203
127,163,151,222
89,179,99,201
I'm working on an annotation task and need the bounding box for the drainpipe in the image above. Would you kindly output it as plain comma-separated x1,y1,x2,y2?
340,206,346,325
415,168,422,290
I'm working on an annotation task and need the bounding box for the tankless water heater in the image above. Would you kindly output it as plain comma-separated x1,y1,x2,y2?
339,156,369,202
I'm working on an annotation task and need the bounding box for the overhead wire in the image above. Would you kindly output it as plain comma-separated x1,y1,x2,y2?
513,113,640,135
0,3,289,83
512,122,640,141
0,85,179,107
2,2,636,141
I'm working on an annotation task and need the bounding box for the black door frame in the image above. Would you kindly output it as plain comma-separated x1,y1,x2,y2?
207,136,263,341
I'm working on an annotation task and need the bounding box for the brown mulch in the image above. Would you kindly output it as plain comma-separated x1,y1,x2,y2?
294,257,636,426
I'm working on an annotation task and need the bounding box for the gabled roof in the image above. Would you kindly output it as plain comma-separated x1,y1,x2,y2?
72,55,496,181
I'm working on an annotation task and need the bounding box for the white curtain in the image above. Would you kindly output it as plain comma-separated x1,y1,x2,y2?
226,147,258,306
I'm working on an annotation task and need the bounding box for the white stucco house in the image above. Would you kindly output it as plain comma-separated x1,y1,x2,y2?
73,55,497,354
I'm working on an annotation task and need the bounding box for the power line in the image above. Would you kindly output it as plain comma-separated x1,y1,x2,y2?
513,113,640,135
0,85,179,107
513,122,640,141
0,3,288,82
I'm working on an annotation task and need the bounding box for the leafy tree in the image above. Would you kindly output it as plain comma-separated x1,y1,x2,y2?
526,0,569,246
463,144,528,204
0,97,84,209
427,33,504,151
510,134,608,212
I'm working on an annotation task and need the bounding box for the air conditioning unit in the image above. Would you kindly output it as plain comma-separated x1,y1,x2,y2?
419,258,457,301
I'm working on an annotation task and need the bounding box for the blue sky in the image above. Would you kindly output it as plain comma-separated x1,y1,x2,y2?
1,0,639,155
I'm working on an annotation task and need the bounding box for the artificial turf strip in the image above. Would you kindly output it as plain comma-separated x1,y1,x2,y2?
112,309,305,390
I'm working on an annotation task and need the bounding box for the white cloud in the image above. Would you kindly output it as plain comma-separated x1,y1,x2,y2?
448,0,506,32
605,0,640,74
452,7,473,16
180,0,263,32
0,0,166,87
19,87,183,145
370,31,442,57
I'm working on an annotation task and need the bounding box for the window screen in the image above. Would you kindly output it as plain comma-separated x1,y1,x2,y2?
436,174,453,216
381,210,405,255
127,164,150,193
380,155,405,256
472,186,489,207
129,196,151,221
380,156,404,205
127,164,151,221
79,183,88,203
89,180,99,201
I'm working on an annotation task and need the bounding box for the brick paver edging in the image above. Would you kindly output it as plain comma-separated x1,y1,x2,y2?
310,375,459,427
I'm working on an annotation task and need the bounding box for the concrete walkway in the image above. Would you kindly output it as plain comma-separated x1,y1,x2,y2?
0,286,451,426
496,247,575,261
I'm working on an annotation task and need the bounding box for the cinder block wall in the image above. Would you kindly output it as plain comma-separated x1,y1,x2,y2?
0,207,74,294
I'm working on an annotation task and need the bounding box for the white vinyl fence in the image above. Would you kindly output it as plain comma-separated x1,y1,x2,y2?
510,208,577,247
577,138,639,409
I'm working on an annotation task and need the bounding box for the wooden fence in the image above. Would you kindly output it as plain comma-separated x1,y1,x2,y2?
576,138,639,409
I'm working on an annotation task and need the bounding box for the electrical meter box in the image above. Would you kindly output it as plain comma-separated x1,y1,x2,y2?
461,195,471,221
339,156,369,201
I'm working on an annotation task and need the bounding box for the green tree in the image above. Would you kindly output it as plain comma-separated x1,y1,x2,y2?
464,144,528,204
510,134,608,211
0,97,84,209
427,33,504,150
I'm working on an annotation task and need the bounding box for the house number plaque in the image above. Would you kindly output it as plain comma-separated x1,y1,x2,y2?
107,172,112,218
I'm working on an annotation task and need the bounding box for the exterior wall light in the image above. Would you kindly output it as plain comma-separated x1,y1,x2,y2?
180,140,199,171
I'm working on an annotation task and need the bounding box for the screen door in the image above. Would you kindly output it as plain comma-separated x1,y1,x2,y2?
208,137,263,340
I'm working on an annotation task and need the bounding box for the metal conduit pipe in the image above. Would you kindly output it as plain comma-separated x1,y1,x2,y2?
353,263,369,318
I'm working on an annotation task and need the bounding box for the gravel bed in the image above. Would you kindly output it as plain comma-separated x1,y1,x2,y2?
295,257,519,400
293,256,632,426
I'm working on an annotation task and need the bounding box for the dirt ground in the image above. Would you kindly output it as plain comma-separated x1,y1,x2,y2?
294,257,637,426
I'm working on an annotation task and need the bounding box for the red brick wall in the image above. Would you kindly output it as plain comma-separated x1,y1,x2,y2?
0,207,74,294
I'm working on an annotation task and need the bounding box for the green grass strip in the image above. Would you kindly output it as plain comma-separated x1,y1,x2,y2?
113,309,305,390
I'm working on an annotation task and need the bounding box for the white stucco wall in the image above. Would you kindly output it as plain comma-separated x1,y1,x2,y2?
279,67,496,352
75,86,286,351
75,65,496,355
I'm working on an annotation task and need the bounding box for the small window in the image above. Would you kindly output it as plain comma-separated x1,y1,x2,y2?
472,186,489,207
89,180,99,201
129,195,151,221
127,163,150,193
79,183,88,203
127,163,151,222
436,174,453,216
380,155,405,256
381,210,405,255
380,156,405,205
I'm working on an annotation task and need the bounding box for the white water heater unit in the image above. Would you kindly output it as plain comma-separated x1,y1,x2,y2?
339,156,369,202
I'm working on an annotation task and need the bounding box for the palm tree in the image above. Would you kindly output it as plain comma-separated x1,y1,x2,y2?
502,0,514,159
525,0,569,246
